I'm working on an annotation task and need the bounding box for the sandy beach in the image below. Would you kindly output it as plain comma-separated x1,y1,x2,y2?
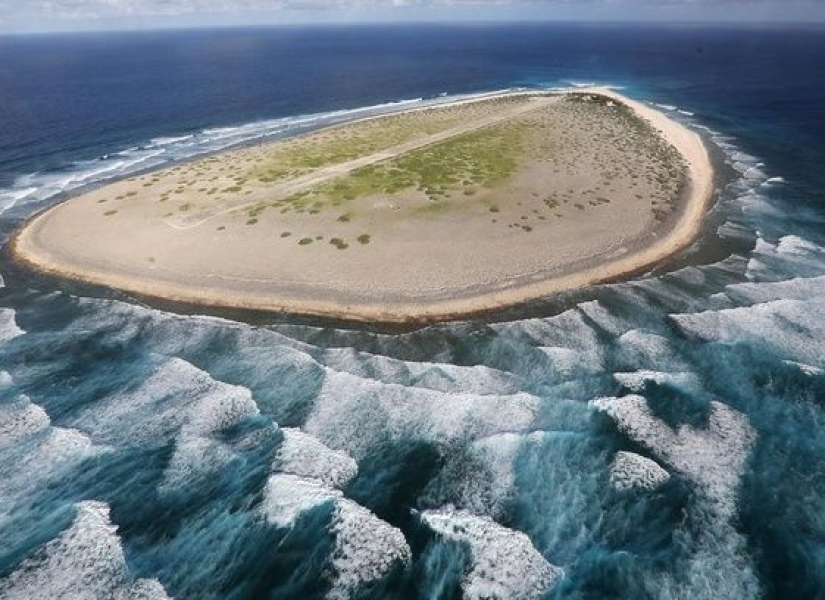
10,88,713,323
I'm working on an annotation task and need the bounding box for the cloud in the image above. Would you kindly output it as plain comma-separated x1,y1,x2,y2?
1,0,823,31
17,0,822,19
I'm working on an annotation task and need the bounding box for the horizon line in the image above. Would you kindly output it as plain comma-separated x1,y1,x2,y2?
3,18,825,37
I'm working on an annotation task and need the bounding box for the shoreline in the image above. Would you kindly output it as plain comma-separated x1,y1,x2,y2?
9,87,714,324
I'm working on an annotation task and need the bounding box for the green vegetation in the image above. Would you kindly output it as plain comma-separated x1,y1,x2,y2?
298,237,313,245
330,237,349,250
248,97,531,186
357,234,371,245
103,210,118,216
293,120,527,209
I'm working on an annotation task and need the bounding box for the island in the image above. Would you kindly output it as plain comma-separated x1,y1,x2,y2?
10,88,713,323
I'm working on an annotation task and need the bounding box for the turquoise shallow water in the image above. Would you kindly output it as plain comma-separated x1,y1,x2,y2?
0,24,824,599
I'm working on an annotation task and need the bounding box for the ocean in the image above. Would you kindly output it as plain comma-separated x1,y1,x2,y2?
0,23,824,599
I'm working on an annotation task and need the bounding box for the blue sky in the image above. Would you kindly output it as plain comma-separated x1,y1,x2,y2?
1,0,824,33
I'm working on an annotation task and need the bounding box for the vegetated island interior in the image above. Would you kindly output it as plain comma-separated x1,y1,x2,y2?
11,88,713,322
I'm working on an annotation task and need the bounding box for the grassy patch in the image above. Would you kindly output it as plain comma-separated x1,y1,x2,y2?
330,237,349,250
247,100,531,186
298,237,313,245
103,210,118,216
257,115,528,210
357,234,371,245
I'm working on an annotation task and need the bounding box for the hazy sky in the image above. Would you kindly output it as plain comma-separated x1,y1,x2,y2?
2,0,824,33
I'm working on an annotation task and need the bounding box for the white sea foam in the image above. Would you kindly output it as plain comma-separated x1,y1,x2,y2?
0,186,38,212
744,257,771,280
617,330,687,371
322,347,518,395
120,358,261,491
423,432,524,518
0,370,13,390
577,300,635,336
564,80,601,88
613,370,703,394
717,220,757,243
507,308,605,378
72,357,259,444
0,399,103,518
261,472,410,597
751,237,777,256
672,298,825,368
776,235,823,255
73,296,319,362
0,395,103,522
647,538,761,599
150,134,194,146
261,473,341,527
0,426,98,497
0,395,50,449
0,501,169,600
591,396,755,519
745,235,824,281
468,433,523,515
160,435,235,492
724,274,825,305
327,499,411,600
693,123,722,136
609,451,670,492
179,378,259,438
739,192,784,217
782,360,824,376
304,369,539,459
743,166,767,180
0,309,24,343
420,507,563,600
730,150,759,164
276,428,358,490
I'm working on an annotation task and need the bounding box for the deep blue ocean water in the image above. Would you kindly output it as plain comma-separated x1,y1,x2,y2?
0,23,824,599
